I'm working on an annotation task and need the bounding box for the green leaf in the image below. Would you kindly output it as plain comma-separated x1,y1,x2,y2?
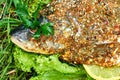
32,5,40,20
33,28,41,39
13,47,88,80
13,47,37,72
13,0,31,28
31,20,40,29
20,16,32,27
30,70,86,80
33,22,54,38
13,0,21,7
16,6,29,17
14,0,30,17
41,22,54,35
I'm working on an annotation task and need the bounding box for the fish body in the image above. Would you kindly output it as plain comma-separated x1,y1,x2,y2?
11,0,120,67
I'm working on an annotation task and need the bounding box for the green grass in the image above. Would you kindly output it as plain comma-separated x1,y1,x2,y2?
0,0,32,80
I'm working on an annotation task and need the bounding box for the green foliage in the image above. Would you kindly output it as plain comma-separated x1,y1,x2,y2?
30,70,87,80
34,22,54,38
13,46,89,80
13,0,54,38
40,22,54,35
28,0,51,14
0,18,21,27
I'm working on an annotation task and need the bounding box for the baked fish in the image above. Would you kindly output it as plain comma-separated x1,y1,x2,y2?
11,0,120,67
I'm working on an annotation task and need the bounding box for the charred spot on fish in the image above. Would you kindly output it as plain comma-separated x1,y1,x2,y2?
10,24,25,35
10,25,33,42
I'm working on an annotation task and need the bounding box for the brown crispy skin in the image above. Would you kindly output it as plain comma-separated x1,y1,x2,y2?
39,0,120,67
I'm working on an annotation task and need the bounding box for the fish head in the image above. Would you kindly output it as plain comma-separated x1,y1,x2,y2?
10,25,35,52
10,16,53,54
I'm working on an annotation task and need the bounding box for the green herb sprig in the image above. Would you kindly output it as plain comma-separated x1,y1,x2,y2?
13,0,54,38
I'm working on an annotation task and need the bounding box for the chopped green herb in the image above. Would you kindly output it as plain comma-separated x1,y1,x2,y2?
40,22,54,35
